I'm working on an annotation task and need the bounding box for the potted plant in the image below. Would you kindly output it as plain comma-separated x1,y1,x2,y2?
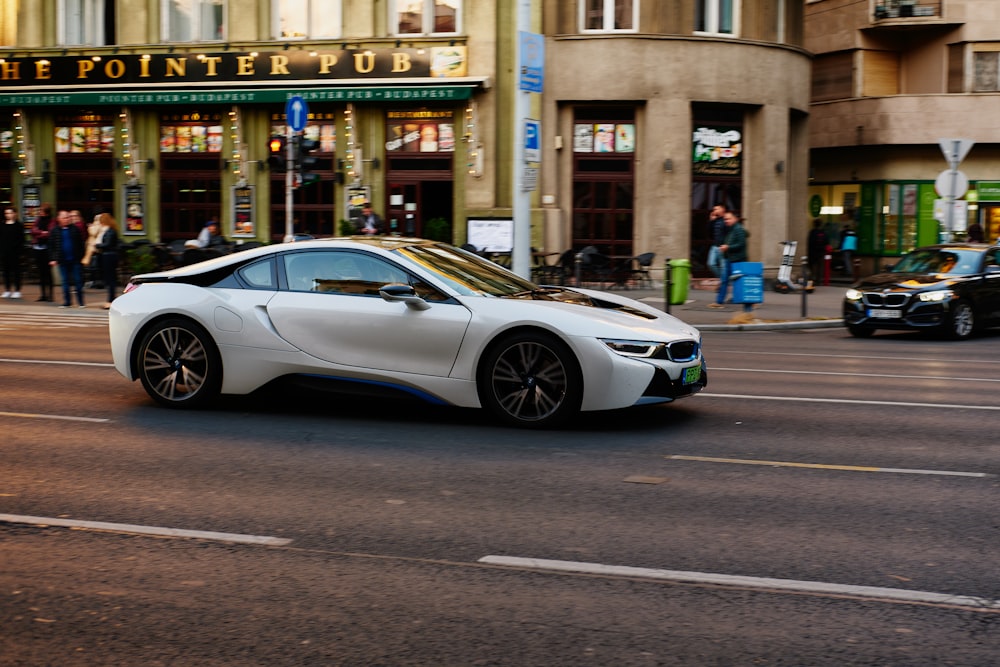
423,217,451,242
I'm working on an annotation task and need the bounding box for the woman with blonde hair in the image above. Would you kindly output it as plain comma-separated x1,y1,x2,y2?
93,212,120,309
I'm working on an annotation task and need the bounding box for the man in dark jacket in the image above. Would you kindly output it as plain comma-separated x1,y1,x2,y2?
49,209,87,308
807,218,829,285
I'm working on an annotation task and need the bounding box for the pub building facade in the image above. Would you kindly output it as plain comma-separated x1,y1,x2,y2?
3,1,810,279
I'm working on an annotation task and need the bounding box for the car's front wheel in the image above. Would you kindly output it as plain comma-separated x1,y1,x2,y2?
847,324,874,338
478,332,582,428
942,300,975,340
136,318,222,408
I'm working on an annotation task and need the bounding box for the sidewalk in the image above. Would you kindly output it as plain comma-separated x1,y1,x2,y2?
0,278,848,331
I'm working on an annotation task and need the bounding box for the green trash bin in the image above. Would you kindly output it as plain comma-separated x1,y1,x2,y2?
668,258,691,305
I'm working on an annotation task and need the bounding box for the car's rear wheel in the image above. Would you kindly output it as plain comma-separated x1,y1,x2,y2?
942,300,975,340
137,318,221,408
478,332,582,428
847,324,875,338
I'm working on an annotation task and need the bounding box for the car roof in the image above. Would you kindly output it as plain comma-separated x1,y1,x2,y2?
133,237,445,280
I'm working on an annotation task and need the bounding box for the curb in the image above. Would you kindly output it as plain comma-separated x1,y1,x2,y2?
697,319,845,332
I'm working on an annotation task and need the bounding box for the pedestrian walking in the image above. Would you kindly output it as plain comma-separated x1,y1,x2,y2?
711,210,751,312
839,224,858,280
1,206,25,299
706,204,727,278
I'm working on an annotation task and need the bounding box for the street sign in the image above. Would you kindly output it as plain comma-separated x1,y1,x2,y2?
524,119,540,162
935,169,969,199
933,199,968,231
518,32,544,93
285,95,308,132
938,138,974,169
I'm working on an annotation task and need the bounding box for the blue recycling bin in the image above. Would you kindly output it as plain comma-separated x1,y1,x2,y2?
730,261,764,304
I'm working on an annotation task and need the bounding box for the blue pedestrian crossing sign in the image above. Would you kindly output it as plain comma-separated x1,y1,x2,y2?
285,95,308,132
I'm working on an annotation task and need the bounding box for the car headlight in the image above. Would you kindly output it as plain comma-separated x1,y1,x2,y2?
601,339,665,359
918,289,953,302
845,288,863,301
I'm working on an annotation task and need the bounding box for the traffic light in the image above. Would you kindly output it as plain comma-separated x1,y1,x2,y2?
267,135,285,171
298,136,321,185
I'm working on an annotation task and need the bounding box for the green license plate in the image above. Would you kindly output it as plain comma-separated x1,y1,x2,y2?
683,365,702,385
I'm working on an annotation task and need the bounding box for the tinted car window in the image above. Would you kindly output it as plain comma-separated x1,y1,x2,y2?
893,248,981,275
282,250,447,300
237,258,277,289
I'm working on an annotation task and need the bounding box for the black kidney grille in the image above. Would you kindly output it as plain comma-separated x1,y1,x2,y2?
863,292,909,307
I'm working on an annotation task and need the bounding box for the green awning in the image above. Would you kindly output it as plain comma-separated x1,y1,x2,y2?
0,83,481,107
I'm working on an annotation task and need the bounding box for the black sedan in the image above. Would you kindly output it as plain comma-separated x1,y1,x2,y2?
843,243,1000,339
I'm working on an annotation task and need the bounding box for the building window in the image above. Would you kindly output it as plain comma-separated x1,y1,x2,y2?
580,0,636,32
392,0,461,36
273,0,341,39
59,0,110,46
162,0,225,42
973,51,1000,92
696,0,738,36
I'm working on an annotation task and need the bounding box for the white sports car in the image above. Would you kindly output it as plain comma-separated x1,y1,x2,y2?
109,237,706,427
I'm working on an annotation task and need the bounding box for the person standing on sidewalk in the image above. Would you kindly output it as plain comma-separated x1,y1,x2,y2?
1,206,25,299
30,203,54,302
711,210,749,310
807,218,829,286
94,212,120,309
49,209,87,308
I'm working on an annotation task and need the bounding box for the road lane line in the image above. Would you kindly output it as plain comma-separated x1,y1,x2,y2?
704,392,1000,411
0,411,110,423
0,514,292,547
717,349,1000,365
666,455,991,478
0,358,114,367
478,556,1000,611
711,366,1000,383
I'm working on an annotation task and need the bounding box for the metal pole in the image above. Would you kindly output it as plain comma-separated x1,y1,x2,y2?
284,127,294,242
574,252,582,287
800,255,809,318
664,257,672,314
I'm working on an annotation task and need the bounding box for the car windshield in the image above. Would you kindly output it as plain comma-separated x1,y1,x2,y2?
892,248,980,276
393,244,539,296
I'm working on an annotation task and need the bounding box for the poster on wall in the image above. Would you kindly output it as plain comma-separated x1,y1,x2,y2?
21,184,41,225
123,184,145,235
232,185,255,237
345,185,371,229
692,126,743,177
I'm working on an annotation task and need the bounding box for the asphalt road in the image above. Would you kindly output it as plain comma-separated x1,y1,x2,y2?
1,313,998,666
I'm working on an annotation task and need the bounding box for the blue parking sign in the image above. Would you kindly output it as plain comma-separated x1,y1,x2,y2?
524,119,540,162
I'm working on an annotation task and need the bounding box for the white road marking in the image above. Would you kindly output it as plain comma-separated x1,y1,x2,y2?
0,411,110,423
711,366,1000,383
704,392,1000,411
478,556,1000,611
0,514,292,547
666,455,992,478
0,313,108,330
0,357,114,367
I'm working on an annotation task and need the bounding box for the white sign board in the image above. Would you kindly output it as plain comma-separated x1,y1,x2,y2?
933,199,968,230
467,218,514,252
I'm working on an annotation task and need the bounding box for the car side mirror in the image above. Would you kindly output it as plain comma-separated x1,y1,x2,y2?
379,283,430,310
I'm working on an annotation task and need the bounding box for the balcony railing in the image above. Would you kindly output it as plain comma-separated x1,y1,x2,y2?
874,1,941,20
